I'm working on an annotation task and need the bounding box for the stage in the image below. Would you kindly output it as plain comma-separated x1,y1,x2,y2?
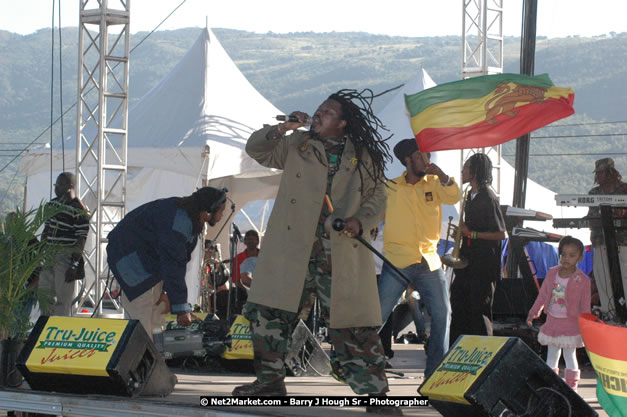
0,344,607,417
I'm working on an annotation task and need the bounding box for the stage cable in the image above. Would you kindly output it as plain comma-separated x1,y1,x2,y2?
372,83,404,99
58,0,65,172
544,120,627,128
49,0,55,199
502,151,627,157
532,133,627,139
90,269,115,318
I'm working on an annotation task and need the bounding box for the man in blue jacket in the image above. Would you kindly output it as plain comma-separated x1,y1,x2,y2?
107,187,227,339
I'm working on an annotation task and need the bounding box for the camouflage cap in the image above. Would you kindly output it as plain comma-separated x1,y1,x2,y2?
593,157,615,172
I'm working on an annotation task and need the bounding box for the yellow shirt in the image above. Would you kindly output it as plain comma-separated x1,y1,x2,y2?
383,172,461,271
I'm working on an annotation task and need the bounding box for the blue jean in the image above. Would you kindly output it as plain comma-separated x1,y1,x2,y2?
378,259,451,377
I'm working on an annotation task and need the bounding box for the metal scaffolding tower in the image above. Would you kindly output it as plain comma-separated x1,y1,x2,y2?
461,0,504,196
462,0,504,78
75,0,130,316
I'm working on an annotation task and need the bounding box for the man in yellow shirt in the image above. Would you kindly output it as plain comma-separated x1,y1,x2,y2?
379,139,461,377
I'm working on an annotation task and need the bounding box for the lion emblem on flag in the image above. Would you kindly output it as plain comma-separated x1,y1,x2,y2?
484,82,547,124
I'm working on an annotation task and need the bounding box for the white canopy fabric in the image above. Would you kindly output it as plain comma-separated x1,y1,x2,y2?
371,68,589,272
376,69,461,237
20,28,283,305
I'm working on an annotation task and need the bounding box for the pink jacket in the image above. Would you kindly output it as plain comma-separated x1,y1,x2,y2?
528,265,591,321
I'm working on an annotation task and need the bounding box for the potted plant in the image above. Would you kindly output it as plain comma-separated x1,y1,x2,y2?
0,203,65,386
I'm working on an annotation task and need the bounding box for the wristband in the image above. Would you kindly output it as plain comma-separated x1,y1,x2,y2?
472,231,478,239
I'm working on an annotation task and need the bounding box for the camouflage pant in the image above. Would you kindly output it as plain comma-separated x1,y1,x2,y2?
243,238,389,395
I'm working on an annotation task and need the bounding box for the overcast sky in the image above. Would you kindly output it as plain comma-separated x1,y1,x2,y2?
1,0,626,38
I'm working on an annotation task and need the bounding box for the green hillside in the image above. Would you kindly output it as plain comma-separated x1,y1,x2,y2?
1,28,626,216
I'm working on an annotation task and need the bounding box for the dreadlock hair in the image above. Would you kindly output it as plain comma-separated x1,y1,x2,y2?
177,187,227,235
177,196,204,235
327,89,392,185
466,153,493,188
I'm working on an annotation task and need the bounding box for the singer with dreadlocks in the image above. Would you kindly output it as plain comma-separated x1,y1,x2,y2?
233,90,401,415
449,153,506,346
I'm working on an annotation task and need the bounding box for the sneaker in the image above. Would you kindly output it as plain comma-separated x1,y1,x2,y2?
329,358,347,384
232,379,287,396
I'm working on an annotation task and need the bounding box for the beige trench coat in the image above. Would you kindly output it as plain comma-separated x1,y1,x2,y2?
245,125,386,328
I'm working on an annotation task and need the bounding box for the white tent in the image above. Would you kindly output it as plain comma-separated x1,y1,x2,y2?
20,28,283,304
371,68,589,272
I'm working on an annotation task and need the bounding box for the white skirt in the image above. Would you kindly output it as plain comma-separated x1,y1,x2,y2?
538,331,584,349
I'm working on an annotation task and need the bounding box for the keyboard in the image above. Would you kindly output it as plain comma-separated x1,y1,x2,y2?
511,227,563,242
555,194,627,207
553,217,627,229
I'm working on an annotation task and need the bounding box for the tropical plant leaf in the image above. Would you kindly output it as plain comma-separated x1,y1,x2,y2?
0,203,69,340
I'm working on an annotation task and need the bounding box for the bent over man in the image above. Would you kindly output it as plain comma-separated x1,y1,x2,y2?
107,187,227,339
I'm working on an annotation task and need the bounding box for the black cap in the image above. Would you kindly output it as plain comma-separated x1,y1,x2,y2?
57,172,76,186
393,139,419,166
192,187,227,213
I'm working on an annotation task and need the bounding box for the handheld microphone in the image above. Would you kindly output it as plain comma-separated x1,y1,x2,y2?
276,115,311,123
332,218,346,232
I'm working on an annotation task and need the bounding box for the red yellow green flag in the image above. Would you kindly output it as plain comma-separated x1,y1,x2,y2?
579,313,627,417
404,73,575,152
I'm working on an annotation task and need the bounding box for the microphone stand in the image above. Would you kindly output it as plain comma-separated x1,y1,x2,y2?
227,225,239,322
331,219,411,286
206,201,236,321
209,255,219,320
330,220,412,355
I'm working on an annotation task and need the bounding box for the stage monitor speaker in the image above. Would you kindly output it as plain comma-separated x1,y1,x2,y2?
285,320,330,377
419,335,597,417
17,316,176,397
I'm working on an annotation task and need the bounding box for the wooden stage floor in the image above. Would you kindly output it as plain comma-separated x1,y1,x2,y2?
1,344,608,417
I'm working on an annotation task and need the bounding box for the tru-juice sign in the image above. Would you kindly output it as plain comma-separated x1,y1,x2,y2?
25,317,129,376
420,336,509,404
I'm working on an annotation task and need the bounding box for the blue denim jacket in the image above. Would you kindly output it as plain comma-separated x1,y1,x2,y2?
107,197,197,314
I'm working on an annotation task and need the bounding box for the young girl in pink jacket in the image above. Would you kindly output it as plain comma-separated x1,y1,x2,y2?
527,236,591,392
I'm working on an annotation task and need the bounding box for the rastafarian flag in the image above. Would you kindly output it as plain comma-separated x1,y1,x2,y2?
405,73,575,152
579,313,627,416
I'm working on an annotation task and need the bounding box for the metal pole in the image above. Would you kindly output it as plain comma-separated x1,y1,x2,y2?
512,0,537,209
508,0,537,280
